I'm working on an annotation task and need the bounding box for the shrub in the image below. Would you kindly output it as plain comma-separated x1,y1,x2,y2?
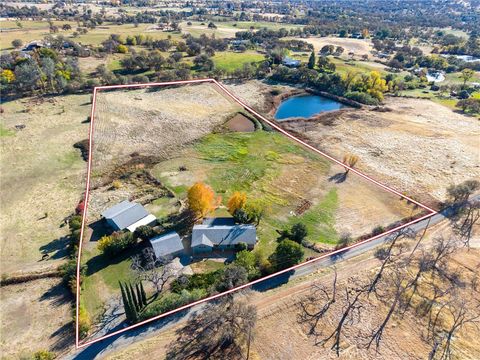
111,180,122,189
77,304,91,339
170,271,222,293
32,350,56,360
59,259,87,295
11,39,23,48
372,225,385,236
97,231,135,256
134,225,156,241
344,91,380,105
235,242,248,251
139,289,206,321
117,44,128,53
458,89,470,99
233,208,250,224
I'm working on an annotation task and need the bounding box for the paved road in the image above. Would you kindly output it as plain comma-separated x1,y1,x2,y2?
69,202,466,359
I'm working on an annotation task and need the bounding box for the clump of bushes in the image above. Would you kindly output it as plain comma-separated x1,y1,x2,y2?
97,231,136,256
344,91,380,105
32,350,56,360
139,289,206,321
77,304,92,339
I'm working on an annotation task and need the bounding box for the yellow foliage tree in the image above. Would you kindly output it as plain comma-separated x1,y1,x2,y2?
342,153,359,174
366,71,388,101
187,182,220,218
0,69,15,83
227,191,247,215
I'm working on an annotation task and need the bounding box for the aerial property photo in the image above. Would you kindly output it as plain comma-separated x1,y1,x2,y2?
1,0,480,359
76,78,436,346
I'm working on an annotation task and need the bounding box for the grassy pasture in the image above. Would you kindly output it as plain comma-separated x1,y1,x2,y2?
0,21,181,49
212,51,265,72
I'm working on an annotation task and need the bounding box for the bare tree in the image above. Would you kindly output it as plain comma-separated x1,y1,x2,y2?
299,275,366,356
166,297,257,360
298,269,338,338
451,199,480,249
131,247,175,295
429,293,480,360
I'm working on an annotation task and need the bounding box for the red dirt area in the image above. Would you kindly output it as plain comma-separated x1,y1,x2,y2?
226,113,255,132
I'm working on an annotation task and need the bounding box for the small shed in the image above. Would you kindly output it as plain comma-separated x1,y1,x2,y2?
149,232,184,258
101,200,156,232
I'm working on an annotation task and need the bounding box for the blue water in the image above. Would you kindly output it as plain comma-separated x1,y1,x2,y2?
274,95,346,120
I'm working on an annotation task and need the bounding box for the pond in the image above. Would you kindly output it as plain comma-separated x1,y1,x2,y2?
274,94,347,120
426,71,445,83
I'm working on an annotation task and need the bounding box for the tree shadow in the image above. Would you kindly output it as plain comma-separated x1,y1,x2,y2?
88,219,110,242
252,270,295,292
71,308,192,359
38,236,70,260
85,249,135,277
40,281,72,307
328,172,347,184
50,322,75,353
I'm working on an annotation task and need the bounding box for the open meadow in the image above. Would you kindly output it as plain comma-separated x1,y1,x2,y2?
0,94,90,274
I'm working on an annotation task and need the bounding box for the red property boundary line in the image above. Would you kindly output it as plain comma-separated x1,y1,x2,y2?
75,78,438,349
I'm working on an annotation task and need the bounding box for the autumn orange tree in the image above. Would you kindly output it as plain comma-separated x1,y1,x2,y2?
187,182,220,219
227,191,247,215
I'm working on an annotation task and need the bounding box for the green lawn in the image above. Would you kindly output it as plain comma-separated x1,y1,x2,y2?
81,247,137,320
0,124,14,137
212,51,265,72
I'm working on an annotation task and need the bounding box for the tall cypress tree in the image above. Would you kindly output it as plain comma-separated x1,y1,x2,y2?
125,282,137,322
308,51,316,69
135,283,143,310
119,281,132,322
140,281,147,307
129,282,140,313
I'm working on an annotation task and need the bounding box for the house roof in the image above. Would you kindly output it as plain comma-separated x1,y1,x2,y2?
127,214,157,232
192,224,257,248
149,232,184,258
101,200,150,230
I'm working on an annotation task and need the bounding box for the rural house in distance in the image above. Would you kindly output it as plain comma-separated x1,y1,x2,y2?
101,200,156,232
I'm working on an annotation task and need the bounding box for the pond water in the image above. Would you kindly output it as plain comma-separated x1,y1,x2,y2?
426,71,445,83
274,95,347,120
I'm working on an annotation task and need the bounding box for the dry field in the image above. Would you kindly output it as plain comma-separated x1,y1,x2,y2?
100,222,480,360
0,278,73,358
289,36,374,57
91,83,241,186
281,96,480,204
0,94,90,275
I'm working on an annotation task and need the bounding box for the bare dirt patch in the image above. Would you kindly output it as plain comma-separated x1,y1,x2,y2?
0,278,73,358
291,36,374,56
225,113,255,132
281,96,480,204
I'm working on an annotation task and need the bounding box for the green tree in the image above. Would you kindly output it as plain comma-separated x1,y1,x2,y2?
308,51,316,69
140,281,148,306
11,39,23,48
460,68,475,87
119,281,134,322
290,223,308,243
272,239,304,270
